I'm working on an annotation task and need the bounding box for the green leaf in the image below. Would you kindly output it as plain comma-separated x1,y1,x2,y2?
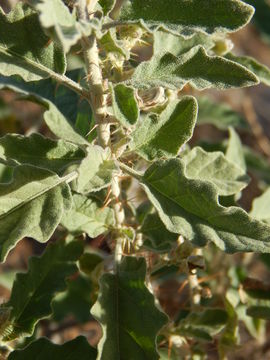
0,163,13,183
131,97,197,160
182,147,249,196
99,29,128,58
0,3,66,81
250,188,270,223
0,165,72,262
129,46,258,90
52,274,93,323
226,52,270,86
141,157,270,253
92,256,167,360
75,145,116,193
0,133,85,174
111,84,139,127
247,306,270,320
153,30,214,57
61,193,115,237
197,96,248,130
119,0,254,35
141,213,178,253
177,308,228,341
29,0,99,53
99,0,116,15
8,336,97,359
0,69,91,124
226,127,246,172
3,239,83,340
0,77,89,145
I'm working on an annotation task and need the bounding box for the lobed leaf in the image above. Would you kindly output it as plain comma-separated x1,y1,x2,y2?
131,97,197,160
226,52,270,86
8,336,97,359
250,188,270,224
118,0,254,36
75,145,116,193
29,0,99,53
226,127,246,172
111,84,139,127
0,133,85,174
153,30,214,57
0,77,89,145
141,157,270,253
141,213,178,253
0,165,72,262
3,239,83,341
0,3,65,81
177,308,228,341
182,147,249,196
61,193,115,237
129,46,258,90
92,256,167,360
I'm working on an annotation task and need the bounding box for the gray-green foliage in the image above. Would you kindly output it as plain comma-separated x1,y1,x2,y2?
119,0,254,35
0,165,72,262
1,0,270,358
131,97,197,160
130,46,258,90
0,2,65,81
91,257,167,360
0,133,85,174
3,240,83,340
141,157,270,252
61,193,115,237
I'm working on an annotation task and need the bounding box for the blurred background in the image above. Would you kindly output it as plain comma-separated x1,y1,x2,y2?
1,0,270,359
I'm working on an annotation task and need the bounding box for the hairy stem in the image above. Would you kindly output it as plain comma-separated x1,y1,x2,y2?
77,0,124,266
77,0,110,148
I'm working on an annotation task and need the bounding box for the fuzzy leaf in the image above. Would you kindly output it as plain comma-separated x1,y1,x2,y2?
99,29,128,58
91,256,167,360
111,84,139,127
0,133,85,174
3,240,83,340
226,52,270,86
130,46,258,90
197,96,248,130
8,336,97,359
153,30,214,57
141,157,270,253
178,309,228,341
0,70,91,124
0,77,89,145
0,165,72,262
250,188,270,223
182,147,249,196
75,145,116,193
61,193,115,237
226,127,246,172
29,0,99,53
119,0,254,35
0,3,65,81
141,213,178,253
131,97,197,160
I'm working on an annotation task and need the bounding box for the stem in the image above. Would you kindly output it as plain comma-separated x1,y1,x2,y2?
118,162,142,181
77,0,110,148
77,0,124,267
188,248,202,309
